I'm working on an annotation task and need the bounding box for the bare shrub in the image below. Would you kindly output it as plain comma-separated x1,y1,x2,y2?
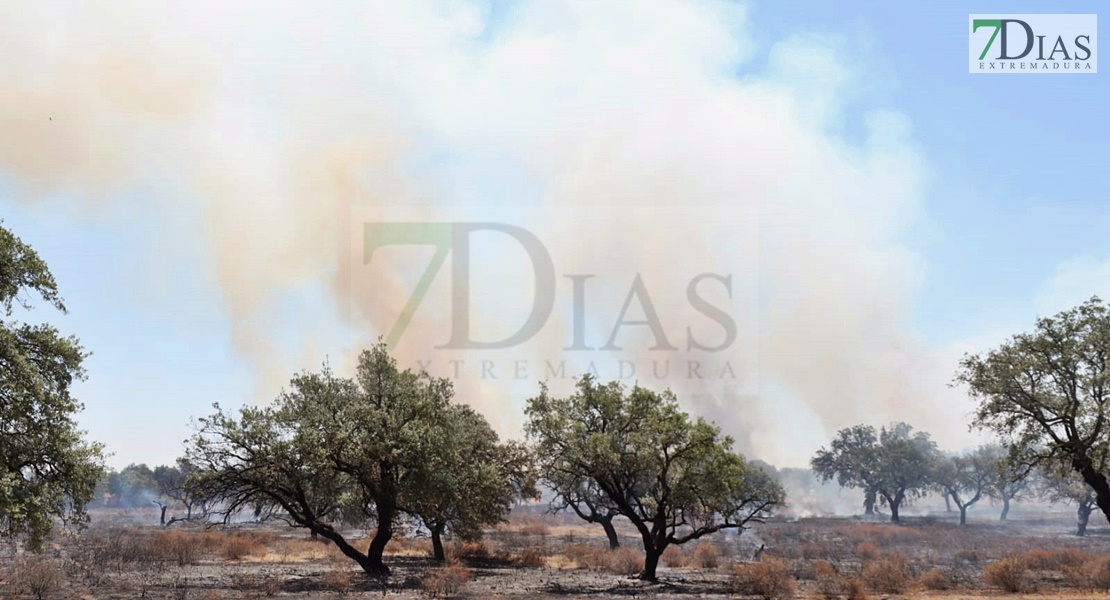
421,564,472,598
845,578,868,600
562,544,606,570
728,558,796,600
693,544,720,569
855,541,880,561
9,556,64,600
513,547,547,568
662,545,688,567
519,522,550,537
607,547,643,575
453,540,490,560
153,530,201,566
862,554,907,594
982,555,1031,593
812,560,846,599
1021,547,1095,571
917,568,952,590
221,534,261,561
1064,555,1110,591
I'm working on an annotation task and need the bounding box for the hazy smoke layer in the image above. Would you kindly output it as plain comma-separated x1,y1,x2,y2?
0,1,974,465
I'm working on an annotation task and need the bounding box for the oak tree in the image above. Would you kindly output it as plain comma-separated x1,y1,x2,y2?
0,224,105,549
525,376,783,581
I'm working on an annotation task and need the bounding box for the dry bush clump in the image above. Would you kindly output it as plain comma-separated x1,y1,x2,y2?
845,577,868,600
662,545,689,567
811,560,847,599
1020,547,1095,571
388,537,434,558
728,558,796,600
559,544,640,574
453,540,491,560
917,568,953,590
692,543,720,569
513,546,547,568
561,544,605,570
862,554,907,594
855,541,880,561
421,564,472,598
607,547,643,575
221,534,259,560
518,522,550,537
982,555,1031,593
1063,555,1110,591
152,530,201,566
9,556,65,600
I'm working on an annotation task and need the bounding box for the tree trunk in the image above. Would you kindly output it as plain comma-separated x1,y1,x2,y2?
1078,503,1092,537
431,523,446,562
311,525,383,576
864,489,876,515
943,493,952,513
886,492,902,523
959,505,967,526
366,505,394,576
1000,496,1011,521
600,516,620,549
1074,458,1110,525
640,547,661,581
159,504,167,526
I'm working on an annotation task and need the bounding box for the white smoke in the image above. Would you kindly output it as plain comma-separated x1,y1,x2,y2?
0,0,980,466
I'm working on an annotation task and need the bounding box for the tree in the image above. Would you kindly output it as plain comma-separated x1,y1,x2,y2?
811,422,936,523
407,404,537,561
1040,461,1100,536
152,459,210,526
0,224,105,549
117,463,158,508
958,298,1110,524
187,344,523,576
932,448,995,525
809,425,881,516
525,376,783,581
983,444,1035,521
545,474,623,549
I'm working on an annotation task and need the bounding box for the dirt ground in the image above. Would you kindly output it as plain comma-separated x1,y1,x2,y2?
4,507,1110,599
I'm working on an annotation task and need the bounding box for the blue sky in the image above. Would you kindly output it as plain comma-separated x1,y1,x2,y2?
0,0,1106,468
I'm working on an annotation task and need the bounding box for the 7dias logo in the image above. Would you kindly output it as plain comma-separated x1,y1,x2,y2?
970,14,1097,73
